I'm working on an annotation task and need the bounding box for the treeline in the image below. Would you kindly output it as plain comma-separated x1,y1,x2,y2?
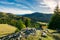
0,12,41,30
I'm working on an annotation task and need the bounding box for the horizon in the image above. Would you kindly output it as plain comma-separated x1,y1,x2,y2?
0,0,60,14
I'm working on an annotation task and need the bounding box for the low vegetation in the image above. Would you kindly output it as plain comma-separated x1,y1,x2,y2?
0,24,17,37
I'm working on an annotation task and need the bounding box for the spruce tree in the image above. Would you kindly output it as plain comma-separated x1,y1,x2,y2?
48,4,60,30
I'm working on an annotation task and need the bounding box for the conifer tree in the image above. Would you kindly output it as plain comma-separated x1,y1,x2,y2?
48,4,60,29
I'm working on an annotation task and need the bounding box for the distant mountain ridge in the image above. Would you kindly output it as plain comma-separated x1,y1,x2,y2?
22,12,53,22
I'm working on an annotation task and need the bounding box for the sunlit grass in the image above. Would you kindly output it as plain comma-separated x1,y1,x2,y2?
0,24,17,37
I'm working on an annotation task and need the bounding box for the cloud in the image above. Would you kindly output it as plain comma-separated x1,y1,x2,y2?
0,1,14,4
0,1,29,9
39,2,49,8
15,0,39,11
43,0,60,13
0,7,33,14
15,0,33,7
0,0,60,14
43,0,57,11
15,4,29,9
0,0,52,13
40,6,49,8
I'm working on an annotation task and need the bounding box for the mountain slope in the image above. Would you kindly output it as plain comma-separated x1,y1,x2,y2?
22,12,53,22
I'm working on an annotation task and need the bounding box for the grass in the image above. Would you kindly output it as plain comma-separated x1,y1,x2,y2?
21,29,56,40
0,24,17,37
36,30,55,40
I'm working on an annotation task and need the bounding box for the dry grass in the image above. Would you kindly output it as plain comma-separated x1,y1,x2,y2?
0,24,17,37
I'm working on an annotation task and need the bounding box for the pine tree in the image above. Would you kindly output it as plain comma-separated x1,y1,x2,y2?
48,4,60,29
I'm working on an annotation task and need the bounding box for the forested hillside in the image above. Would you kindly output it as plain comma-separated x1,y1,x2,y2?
22,12,52,22
0,12,41,30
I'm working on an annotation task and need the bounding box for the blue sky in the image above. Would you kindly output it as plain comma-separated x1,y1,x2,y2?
0,0,59,14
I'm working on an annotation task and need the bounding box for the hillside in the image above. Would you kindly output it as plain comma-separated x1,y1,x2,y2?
22,12,53,22
0,24,17,37
0,12,41,30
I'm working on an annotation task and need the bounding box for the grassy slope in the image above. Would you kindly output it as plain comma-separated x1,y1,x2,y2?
0,24,17,37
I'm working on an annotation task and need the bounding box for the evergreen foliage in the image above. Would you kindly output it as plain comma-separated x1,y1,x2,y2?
48,5,60,29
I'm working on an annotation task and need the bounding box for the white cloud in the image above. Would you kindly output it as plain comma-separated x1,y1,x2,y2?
38,2,49,7
0,1,29,9
15,0,37,10
40,5,49,7
0,1,34,14
40,2,46,5
43,0,60,13
0,7,33,14
15,4,29,8
0,0,60,14
43,0,57,12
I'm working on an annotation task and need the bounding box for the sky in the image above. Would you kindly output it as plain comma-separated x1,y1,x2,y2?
0,0,60,14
